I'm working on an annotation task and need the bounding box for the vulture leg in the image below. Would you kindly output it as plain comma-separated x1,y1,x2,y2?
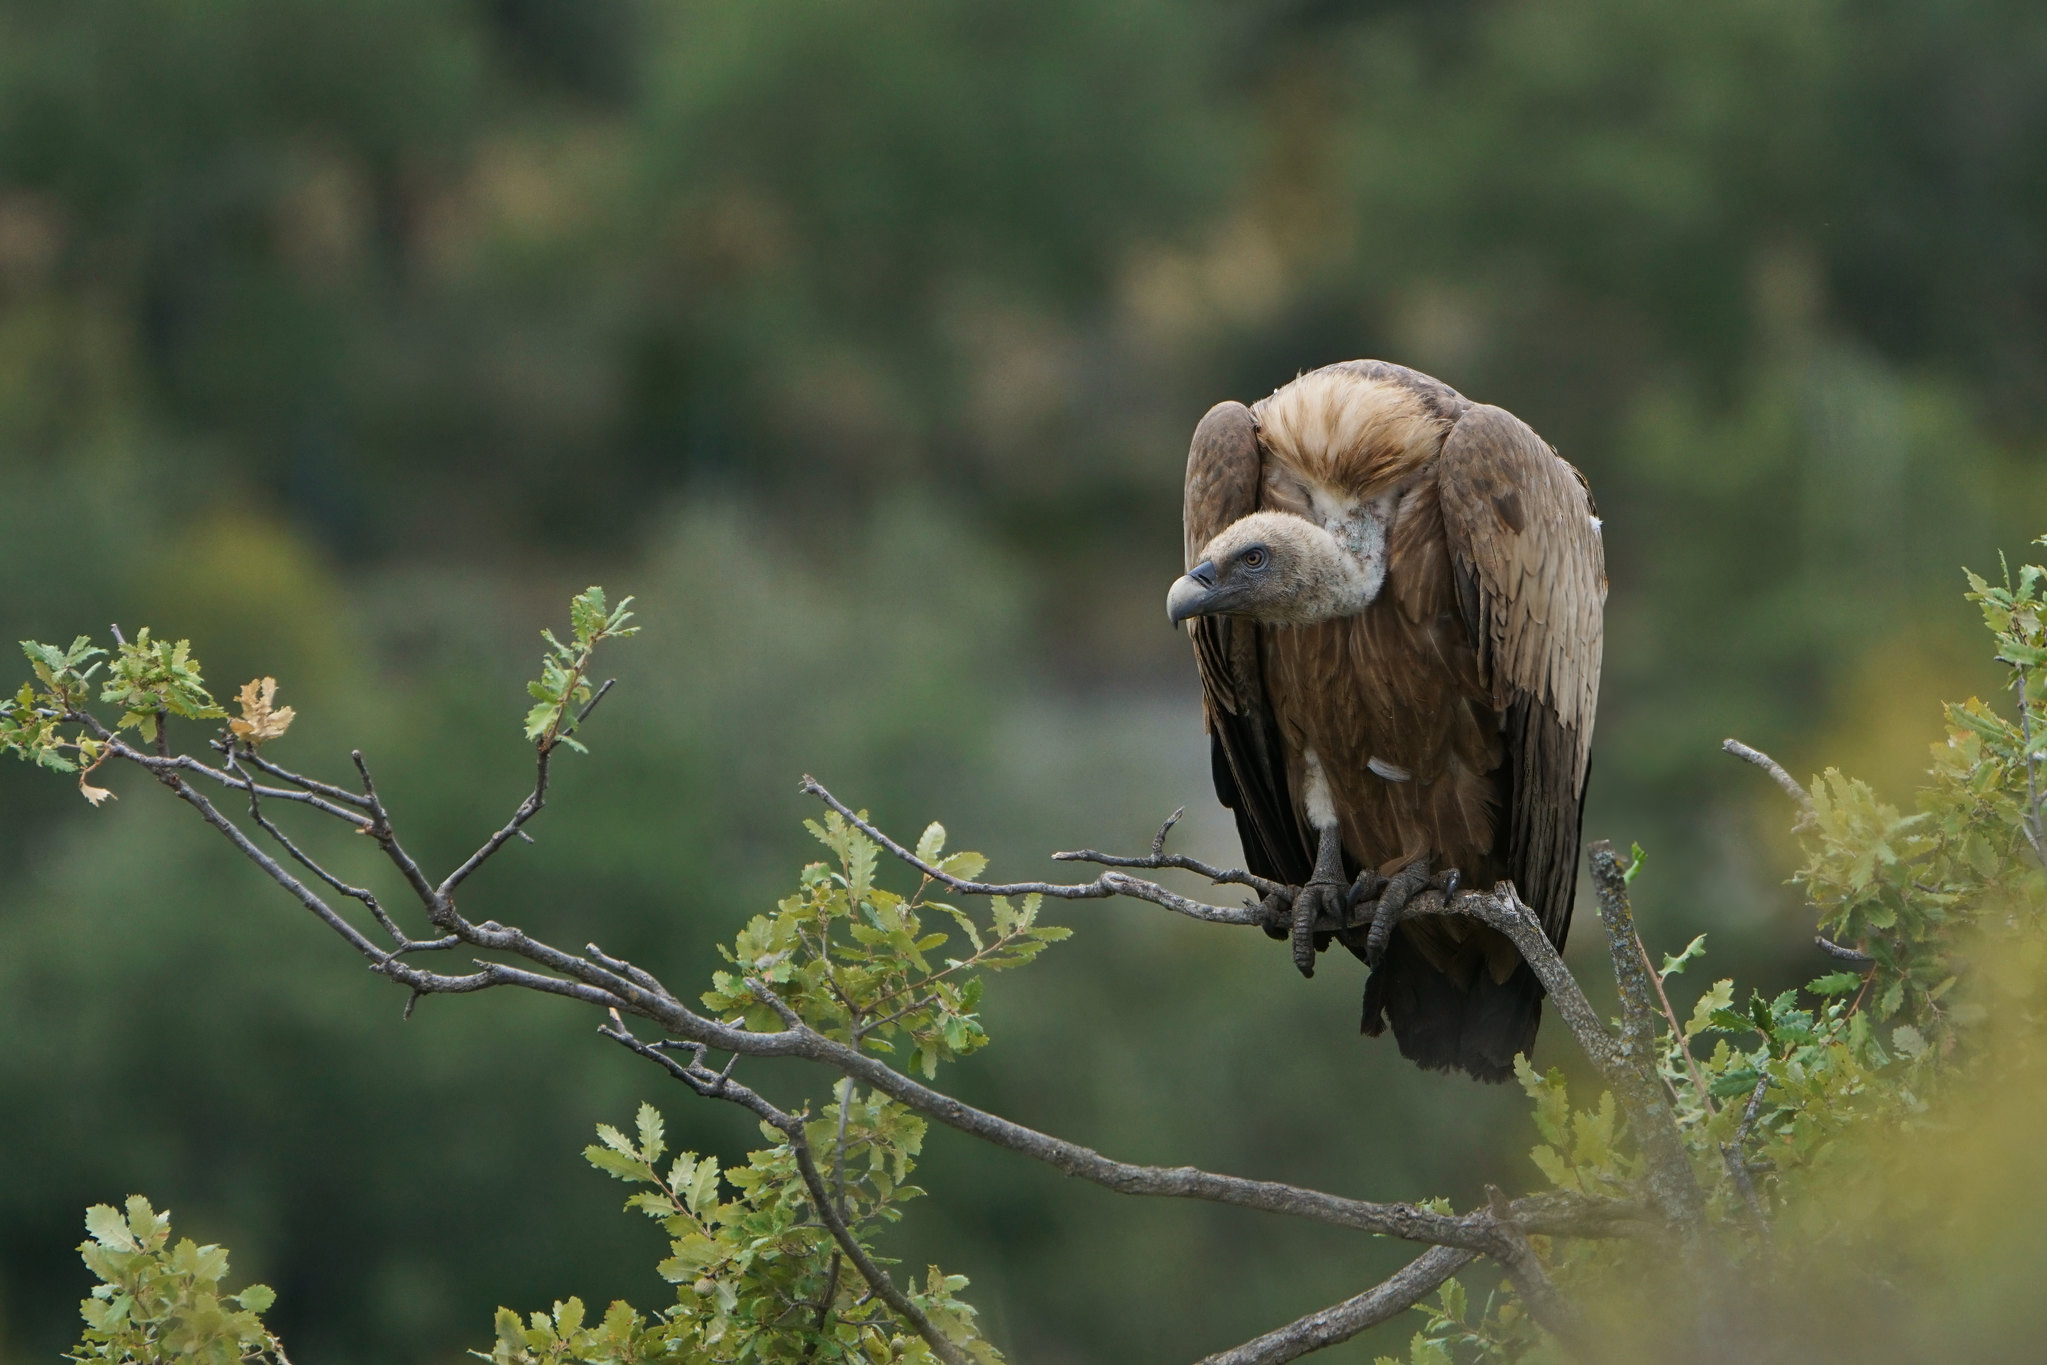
1361,854,1436,969
1289,825,1350,978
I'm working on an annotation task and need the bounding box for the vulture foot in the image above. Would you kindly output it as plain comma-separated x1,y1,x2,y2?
1289,878,1349,977
1360,856,1438,968
1287,824,1352,978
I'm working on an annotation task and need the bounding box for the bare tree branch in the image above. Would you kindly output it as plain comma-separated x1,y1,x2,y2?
1721,738,1815,818
1194,1245,1476,1365
1815,935,1873,965
109,738,390,964
99,745,372,825
439,679,618,899
1720,1073,1773,1244
801,775,1273,919
125,746,1639,1255
223,751,434,951
1053,806,1286,898
350,749,447,921
229,745,375,812
1481,1183,1589,1351
1587,841,1706,1241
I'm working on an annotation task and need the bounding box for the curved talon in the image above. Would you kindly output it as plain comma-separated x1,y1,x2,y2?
1364,856,1433,969
1433,867,1461,907
1347,869,1388,925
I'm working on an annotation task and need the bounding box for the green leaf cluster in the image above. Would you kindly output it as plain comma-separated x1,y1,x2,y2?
2,637,105,773
68,1196,284,1365
485,1097,996,1364
492,818,1056,1362
100,629,226,740
524,586,639,753
1789,547,2047,1046
701,812,1069,1077
1377,1277,1546,1365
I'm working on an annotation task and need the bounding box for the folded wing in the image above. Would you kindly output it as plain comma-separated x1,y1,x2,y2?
1434,404,1606,950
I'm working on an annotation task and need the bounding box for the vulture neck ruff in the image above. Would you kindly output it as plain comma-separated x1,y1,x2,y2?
1253,369,1446,499
1246,369,1449,625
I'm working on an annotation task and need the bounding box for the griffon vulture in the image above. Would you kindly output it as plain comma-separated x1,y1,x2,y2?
1166,360,1604,1082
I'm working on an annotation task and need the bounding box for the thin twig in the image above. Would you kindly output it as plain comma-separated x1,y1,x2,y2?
803,776,1281,912
121,744,390,964
1814,936,1874,965
229,746,375,811
1719,1074,1773,1245
1722,739,1816,820
224,751,428,951
436,678,621,898
351,750,447,922
111,748,372,824
786,1131,967,1365
1052,806,1284,898
1634,927,1714,1114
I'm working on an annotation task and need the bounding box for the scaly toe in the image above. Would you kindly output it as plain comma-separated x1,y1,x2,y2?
1365,859,1431,968
1364,907,1395,968
1290,886,1319,977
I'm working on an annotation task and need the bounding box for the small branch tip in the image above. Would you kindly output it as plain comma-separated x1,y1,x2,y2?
1722,738,1816,815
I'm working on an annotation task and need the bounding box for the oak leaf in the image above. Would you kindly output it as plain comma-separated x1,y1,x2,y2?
230,677,296,746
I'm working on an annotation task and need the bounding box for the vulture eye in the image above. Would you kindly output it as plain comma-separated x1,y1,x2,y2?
1241,547,1268,570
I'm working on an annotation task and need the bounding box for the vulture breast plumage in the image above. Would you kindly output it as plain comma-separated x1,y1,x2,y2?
1167,360,1605,1082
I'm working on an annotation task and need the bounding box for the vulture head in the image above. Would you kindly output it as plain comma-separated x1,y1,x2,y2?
1167,510,1381,628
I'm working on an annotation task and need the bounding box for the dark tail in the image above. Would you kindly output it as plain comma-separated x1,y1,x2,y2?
1359,935,1544,1083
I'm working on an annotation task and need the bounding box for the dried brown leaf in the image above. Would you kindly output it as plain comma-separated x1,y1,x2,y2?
230,677,295,746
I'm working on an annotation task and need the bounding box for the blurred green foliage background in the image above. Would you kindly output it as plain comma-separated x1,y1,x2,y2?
3,0,2046,1359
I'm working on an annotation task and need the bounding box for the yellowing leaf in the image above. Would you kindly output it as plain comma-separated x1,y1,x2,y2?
79,779,116,807
229,677,295,746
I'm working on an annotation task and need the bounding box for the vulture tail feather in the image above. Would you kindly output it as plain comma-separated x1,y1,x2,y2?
1360,940,1544,1084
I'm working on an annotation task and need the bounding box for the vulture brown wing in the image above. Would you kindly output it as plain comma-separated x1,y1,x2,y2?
1184,402,1313,886
1435,404,1606,950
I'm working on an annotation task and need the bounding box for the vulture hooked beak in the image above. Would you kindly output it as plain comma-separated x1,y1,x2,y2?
1167,561,1222,626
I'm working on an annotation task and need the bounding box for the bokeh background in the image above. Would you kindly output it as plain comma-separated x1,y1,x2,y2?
3,1,2047,1359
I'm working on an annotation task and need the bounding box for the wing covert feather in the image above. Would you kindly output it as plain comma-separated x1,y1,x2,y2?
1436,405,1604,775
